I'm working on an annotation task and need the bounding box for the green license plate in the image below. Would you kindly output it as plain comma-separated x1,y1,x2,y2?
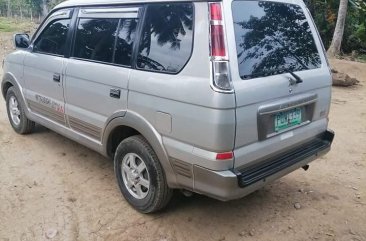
274,108,302,132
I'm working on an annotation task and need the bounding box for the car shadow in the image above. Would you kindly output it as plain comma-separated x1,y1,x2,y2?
29,125,323,227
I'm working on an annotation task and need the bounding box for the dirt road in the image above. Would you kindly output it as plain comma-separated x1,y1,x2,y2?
0,40,365,240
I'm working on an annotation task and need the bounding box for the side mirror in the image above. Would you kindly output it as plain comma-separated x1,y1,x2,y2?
14,34,30,49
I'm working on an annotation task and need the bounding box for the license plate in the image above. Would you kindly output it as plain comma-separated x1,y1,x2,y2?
274,108,302,132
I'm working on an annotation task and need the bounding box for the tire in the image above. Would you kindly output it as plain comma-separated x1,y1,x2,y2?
6,87,35,134
114,135,173,213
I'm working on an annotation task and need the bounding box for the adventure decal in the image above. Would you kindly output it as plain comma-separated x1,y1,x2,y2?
35,94,65,114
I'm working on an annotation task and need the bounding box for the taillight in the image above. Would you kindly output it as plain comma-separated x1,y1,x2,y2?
216,151,234,160
209,2,226,58
210,25,226,57
209,2,233,93
210,3,222,20
213,61,231,90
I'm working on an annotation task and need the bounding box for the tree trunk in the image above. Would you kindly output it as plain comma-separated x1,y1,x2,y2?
41,0,49,18
327,0,348,58
6,0,11,18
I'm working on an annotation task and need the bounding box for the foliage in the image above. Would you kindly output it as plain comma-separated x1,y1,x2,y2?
0,0,365,55
0,0,65,18
357,54,366,62
305,0,366,54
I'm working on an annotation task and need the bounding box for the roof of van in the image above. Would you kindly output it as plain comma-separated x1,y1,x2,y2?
55,0,201,9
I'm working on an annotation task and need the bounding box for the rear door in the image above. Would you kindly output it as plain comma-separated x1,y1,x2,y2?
64,7,140,141
24,9,73,125
224,0,332,168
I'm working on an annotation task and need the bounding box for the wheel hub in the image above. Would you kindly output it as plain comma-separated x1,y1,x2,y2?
121,153,150,199
9,96,21,126
127,169,140,184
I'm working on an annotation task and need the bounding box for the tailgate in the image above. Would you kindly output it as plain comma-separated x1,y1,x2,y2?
223,0,332,168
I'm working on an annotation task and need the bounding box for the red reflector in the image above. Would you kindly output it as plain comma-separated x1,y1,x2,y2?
211,25,226,57
210,3,222,20
216,152,233,160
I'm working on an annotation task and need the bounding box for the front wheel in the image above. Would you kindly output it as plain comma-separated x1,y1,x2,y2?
6,87,35,134
114,135,172,213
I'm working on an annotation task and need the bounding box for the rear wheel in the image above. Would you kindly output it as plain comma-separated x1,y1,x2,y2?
114,135,172,213
6,87,35,134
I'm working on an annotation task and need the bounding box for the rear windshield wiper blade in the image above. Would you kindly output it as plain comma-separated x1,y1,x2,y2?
287,71,303,84
241,69,305,83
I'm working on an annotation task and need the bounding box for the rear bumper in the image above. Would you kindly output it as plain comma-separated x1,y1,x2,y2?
192,129,334,201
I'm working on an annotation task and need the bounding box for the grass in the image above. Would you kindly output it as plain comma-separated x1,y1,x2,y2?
356,54,366,63
0,17,36,33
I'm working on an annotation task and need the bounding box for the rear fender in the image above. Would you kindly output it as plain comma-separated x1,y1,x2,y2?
102,111,178,188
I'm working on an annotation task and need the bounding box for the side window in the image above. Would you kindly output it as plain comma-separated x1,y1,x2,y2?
33,19,71,56
73,18,138,66
73,19,119,63
114,19,138,66
137,3,194,74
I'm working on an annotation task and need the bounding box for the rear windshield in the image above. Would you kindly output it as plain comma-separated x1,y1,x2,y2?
232,1,321,80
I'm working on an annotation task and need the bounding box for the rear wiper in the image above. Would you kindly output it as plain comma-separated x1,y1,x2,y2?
241,69,305,84
287,71,303,84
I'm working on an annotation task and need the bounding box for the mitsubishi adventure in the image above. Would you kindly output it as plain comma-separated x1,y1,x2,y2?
2,0,334,213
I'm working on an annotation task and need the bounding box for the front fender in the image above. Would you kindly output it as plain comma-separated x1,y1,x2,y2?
2,73,18,98
102,111,178,188
2,50,26,100
1,73,28,112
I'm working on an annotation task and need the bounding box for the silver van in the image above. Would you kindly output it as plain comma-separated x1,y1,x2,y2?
2,0,334,213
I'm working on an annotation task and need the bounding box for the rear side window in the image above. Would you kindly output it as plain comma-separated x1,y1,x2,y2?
137,3,194,74
74,19,119,63
73,18,138,66
231,1,321,79
34,19,70,56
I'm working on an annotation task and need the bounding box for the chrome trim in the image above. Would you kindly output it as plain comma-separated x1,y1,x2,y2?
258,93,318,115
78,7,139,18
210,20,223,25
81,8,139,14
259,99,317,115
208,2,232,93
210,56,229,61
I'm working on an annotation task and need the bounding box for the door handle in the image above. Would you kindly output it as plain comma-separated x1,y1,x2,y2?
110,88,121,99
53,73,61,82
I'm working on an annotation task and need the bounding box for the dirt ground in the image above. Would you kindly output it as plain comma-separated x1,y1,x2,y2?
0,32,365,241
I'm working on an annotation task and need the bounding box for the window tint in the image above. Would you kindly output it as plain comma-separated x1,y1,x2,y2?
114,19,138,66
232,1,321,80
137,3,194,73
74,19,119,63
34,19,70,55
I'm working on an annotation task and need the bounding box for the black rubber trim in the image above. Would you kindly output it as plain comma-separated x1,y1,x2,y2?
237,129,335,188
